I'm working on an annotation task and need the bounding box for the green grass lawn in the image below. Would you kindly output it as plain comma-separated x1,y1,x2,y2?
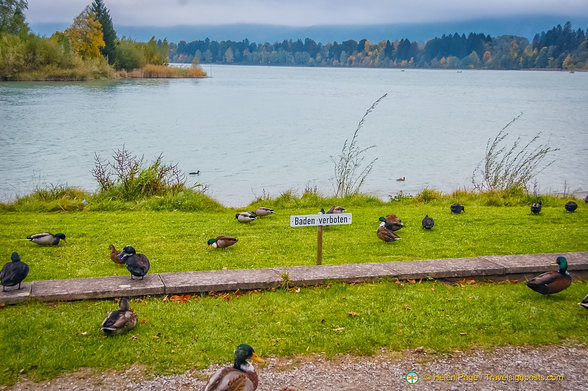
0,199,586,386
0,203,586,281
0,280,586,385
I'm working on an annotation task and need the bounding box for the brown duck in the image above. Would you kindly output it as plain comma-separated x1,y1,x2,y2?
109,245,124,267
208,236,238,249
377,222,400,242
204,344,265,391
379,214,404,231
526,257,571,295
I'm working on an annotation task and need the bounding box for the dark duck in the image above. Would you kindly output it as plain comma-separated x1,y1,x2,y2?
120,245,150,280
0,252,29,292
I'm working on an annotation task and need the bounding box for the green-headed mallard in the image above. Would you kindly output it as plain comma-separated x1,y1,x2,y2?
254,207,274,217
377,222,400,242
565,201,578,212
530,202,542,214
578,295,588,309
120,245,150,280
204,344,265,391
235,212,256,223
109,244,124,267
526,256,572,295
450,203,465,214
0,252,29,292
379,214,404,231
208,236,238,249
26,232,66,246
422,215,434,229
327,206,346,214
101,297,138,335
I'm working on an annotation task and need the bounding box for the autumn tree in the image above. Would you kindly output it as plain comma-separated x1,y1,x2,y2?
65,6,105,59
90,0,116,63
0,0,28,35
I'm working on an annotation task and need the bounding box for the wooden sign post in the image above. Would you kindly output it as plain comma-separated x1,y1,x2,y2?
290,213,352,265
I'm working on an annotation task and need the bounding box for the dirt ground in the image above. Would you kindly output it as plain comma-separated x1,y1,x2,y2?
5,345,587,391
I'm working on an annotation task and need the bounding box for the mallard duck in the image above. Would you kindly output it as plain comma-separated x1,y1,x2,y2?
0,252,29,292
565,201,578,212
254,207,274,217
109,244,124,267
530,202,542,214
327,206,346,214
450,203,465,214
204,344,265,391
422,215,434,229
208,236,238,249
26,232,66,246
526,256,572,295
377,222,400,242
396,177,406,182
235,212,256,223
379,214,404,231
578,295,588,309
120,246,150,280
101,297,138,335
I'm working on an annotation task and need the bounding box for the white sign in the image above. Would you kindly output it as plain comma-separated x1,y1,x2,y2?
290,213,352,227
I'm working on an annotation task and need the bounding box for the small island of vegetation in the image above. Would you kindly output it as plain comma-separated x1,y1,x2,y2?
0,0,206,81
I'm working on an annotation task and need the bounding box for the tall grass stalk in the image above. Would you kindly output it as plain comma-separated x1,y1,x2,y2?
472,113,559,192
332,93,387,197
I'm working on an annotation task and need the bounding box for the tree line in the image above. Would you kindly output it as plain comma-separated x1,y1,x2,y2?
170,22,588,70
0,0,171,80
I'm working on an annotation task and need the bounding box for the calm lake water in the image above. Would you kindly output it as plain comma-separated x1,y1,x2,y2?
1,65,587,206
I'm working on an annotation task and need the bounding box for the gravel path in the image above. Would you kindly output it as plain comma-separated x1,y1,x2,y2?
6,345,587,391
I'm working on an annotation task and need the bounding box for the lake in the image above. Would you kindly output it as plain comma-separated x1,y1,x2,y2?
1,65,587,206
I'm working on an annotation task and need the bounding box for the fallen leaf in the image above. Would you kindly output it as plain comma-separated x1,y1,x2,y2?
459,332,467,335
404,305,412,310
80,331,88,336
398,323,403,327
395,281,401,284
348,311,360,317
408,279,416,284
295,287,301,293
401,283,405,287
332,327,345,332
467,297,472,302
431,288,435,291
414,346,425,353
131,335,137,339
141,319,147,324
529,315,534,319
19,369,24,374
171,350,175,353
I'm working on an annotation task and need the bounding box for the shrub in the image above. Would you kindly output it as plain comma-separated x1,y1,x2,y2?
472,113,559,192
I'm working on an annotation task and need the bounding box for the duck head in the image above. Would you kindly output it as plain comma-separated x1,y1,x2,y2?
552,256,568,272
207,238,217,248
120,245,136,260
55,233,66,241
119,297,130,311
11,252,20,262
233,344,265,371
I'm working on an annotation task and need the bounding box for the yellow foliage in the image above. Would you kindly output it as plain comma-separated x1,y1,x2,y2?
65,6,105,59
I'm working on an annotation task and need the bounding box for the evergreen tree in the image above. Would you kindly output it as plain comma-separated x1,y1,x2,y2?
91,0,117,64
0,0,28,35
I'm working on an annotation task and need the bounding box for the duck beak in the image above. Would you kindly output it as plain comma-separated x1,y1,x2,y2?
551,261,557,264
250,352,265,364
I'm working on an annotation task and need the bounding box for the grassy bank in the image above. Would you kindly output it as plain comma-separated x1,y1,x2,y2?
0,200,586,281
0,280,586,385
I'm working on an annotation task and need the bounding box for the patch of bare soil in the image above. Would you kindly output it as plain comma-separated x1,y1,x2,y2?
5,345,587,391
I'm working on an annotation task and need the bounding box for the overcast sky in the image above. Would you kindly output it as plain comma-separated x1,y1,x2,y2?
25,0,588,26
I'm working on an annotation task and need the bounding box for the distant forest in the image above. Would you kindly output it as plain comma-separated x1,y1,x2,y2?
169,22,588,70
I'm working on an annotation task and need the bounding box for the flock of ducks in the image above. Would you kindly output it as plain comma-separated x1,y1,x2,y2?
1,200,585,390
